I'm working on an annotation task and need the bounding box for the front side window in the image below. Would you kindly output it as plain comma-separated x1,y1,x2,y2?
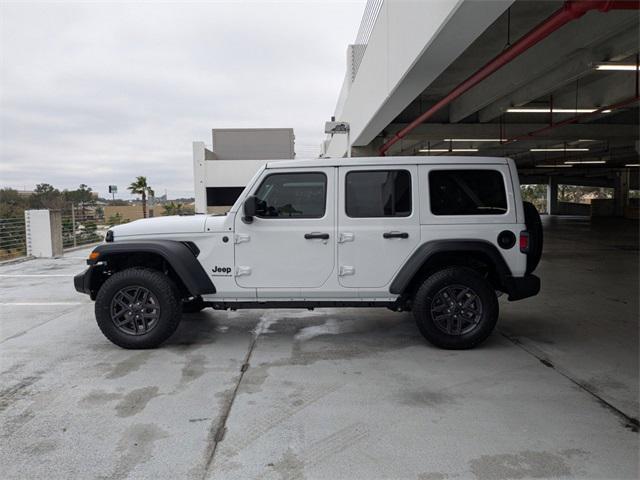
254,172,326,218
345,170,411,218
429,170,507,215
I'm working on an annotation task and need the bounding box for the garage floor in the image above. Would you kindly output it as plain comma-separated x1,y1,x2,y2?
1,216,638,480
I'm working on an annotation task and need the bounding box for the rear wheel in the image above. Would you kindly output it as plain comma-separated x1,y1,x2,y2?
95,268,182,349
413,267,498,349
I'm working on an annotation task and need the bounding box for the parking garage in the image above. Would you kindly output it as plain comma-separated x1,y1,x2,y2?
323,1,639,216
1,1,639,479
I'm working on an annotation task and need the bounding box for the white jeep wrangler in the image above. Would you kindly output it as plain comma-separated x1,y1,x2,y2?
75,157,542,350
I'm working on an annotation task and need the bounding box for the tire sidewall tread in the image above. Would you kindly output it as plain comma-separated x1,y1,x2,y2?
95,268,182,349
413,267,498,350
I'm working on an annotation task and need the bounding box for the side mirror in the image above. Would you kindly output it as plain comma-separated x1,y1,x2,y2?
242,195,258,223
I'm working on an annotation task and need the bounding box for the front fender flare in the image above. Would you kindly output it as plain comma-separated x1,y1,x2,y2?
89,240,215,296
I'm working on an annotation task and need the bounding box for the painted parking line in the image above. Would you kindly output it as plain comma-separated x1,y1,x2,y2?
0,274,73,277
0,302,87,306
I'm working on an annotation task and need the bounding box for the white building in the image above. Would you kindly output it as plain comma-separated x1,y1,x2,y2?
193,128,295,214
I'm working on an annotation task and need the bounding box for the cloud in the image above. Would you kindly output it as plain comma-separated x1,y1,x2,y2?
0,0,364,198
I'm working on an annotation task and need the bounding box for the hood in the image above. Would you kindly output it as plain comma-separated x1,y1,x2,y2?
111,215,208,238
204,215,228,233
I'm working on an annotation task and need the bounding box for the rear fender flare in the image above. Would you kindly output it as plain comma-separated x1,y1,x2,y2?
389,240,512,295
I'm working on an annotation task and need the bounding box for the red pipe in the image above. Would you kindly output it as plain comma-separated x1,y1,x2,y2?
378,0,640,156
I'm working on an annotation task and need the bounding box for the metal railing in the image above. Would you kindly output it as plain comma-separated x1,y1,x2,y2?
0,206,134,261
0,217,27,261
61,206,106,249
351,0,384,82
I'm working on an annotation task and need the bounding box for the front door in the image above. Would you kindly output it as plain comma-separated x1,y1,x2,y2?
234,168,335,290
337,165,420,289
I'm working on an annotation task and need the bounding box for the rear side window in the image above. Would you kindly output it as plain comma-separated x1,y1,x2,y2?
254,172,326,218
346,170,411,217
429,170,507,215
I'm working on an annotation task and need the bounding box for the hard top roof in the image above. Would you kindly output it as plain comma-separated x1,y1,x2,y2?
265,156,509,169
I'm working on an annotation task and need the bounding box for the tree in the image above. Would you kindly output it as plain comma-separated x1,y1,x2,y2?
65,184,96,219
30,183,65,210
0,188,29,218
128,176,154,218
0,188,29,259
162,201,195,216
521,184,548,213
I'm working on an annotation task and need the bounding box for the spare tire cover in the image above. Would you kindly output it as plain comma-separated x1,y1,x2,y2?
523,201,543,274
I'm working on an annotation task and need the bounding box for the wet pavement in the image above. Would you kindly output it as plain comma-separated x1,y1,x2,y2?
1,217,638,479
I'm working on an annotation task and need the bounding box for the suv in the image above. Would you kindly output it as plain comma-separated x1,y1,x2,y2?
75,157,542,350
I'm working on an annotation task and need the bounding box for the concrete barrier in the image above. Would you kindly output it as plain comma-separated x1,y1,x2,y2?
25,209,63,258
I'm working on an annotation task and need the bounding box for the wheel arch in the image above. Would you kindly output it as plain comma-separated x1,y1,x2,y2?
87,240,215,299
390,240,512,297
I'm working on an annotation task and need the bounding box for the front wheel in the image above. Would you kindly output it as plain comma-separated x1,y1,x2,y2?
413,267,498,349
95,268,182,349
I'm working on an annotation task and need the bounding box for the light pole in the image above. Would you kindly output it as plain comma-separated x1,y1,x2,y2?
325,121,351,158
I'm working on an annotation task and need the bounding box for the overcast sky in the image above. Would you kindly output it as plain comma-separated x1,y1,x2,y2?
0,0,364,199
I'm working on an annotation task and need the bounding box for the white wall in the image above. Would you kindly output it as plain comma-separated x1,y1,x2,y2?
204,159,268,187
193,140,276,213
25,210,53,257
193,142,207,214
326,0,513,157
193,129,296,213
212,128,294,160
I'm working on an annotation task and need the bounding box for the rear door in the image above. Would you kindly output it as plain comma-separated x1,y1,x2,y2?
337,165,420,289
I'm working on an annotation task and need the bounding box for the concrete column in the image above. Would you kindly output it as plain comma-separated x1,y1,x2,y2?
193,141,207,214
25,209,63,258
49,210,63,256
547,177,559,215
613,170,630,217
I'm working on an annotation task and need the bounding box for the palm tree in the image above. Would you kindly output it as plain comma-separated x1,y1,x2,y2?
128,176,154,218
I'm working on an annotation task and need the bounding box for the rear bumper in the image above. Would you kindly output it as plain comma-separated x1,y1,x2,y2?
74,267,93,296
504,274,540,301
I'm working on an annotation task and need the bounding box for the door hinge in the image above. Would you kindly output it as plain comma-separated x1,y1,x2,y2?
235,234,250,244
236,266,252,276
338,265,355,276
338,232,355,243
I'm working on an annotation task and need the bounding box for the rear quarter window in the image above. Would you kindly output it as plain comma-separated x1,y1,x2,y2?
429,170,507,216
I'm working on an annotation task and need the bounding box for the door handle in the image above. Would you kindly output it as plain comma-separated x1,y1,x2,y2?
304,232,330,240
383,231,409,239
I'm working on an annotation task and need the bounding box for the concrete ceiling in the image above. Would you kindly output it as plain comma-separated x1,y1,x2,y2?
374,0,639,179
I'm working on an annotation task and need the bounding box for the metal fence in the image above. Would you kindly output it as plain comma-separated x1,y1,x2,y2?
351,0,384,82
0,217,27,261
0,205,134,262
61,205,107,249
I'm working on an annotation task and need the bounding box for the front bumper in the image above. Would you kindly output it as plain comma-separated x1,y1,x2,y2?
504,274,540,301
74,267,93,296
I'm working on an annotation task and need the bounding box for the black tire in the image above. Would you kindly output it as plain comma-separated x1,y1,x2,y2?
523,201,543,274
413,267,498,350
182,296,206,313
95,268,182,349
